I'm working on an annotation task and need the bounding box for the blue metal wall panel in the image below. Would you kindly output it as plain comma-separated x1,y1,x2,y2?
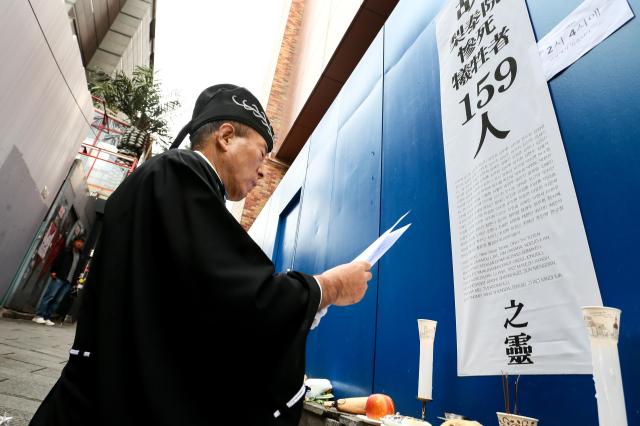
259,143,310,259
295,101,342,388
252,0,640,422
274,142,310,215
274,190,302,272
375,0,640,424
528,1,640,420
382,0,444,74
376,1,454,418
299,31,385,398
293,102,341,277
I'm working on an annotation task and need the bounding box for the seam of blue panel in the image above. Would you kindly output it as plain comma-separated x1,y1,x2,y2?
385,16,437,77
326,108,342,272
371,25,386,395
256,200,271,252
290,145,312,268
278,188,302,270
272,207,288,264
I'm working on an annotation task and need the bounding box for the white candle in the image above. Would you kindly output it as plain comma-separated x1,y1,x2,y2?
417,319,437,400
582,306,627,426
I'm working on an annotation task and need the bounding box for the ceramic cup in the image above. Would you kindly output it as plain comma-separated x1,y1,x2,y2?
417,319,437,340
582,306,621,343
496,412,538,426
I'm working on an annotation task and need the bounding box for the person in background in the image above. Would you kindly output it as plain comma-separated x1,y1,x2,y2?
61,257,93,323
32,237,85,326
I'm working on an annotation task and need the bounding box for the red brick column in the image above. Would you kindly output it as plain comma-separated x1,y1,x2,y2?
240,0,306,230
240,158,289,230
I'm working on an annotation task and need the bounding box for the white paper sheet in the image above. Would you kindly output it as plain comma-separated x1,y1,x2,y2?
538,0,634,80
311,213,412,331
354,212,411,266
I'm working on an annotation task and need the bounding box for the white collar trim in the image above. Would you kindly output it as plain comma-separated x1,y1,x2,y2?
193,150,223,183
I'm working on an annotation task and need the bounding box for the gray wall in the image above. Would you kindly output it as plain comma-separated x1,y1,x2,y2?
0,0,93,297
67,159,97,230
3,159,96,312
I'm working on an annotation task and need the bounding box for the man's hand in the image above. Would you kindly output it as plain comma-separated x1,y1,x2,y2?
315,261,372,309
50,272,57,279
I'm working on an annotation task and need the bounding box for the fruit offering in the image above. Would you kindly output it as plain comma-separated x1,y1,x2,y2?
365,394,395,420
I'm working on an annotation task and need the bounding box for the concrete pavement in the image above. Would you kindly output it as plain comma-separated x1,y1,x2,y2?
0,318,75,425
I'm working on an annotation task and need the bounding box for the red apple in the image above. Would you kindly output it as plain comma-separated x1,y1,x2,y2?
365,393,395,420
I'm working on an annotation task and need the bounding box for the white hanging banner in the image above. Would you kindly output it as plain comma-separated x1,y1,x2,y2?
435,0,602,375
538,0,634,81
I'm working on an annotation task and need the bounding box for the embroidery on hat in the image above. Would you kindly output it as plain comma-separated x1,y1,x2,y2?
231,95,274,140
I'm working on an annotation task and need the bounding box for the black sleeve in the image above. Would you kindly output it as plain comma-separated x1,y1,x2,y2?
154,155,321,337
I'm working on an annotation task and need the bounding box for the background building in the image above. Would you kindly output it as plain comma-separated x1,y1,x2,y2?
0,0,155,310
0,0,93,303
249,0,640,424
66,0,155,77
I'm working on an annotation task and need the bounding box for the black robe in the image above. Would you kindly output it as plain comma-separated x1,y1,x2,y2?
30,149,320,425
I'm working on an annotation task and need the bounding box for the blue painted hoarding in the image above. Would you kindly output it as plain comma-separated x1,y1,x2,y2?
250,0,640,423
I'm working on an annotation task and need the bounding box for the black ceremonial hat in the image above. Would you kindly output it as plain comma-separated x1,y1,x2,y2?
169,84,274,151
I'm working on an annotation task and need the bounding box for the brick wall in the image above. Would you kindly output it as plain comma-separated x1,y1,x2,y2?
240,158,289,230
240,0,306,230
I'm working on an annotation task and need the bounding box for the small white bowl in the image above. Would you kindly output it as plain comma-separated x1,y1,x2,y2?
496,412,539,426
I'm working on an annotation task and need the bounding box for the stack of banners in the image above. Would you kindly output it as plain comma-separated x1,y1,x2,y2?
435,0,602,375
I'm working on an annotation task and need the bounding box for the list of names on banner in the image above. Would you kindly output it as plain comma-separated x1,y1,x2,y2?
456,124,563,301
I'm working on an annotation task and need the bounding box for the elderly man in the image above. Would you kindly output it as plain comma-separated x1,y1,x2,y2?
30,84,371,426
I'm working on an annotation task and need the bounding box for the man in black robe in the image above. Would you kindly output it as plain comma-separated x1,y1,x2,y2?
30,84,371,425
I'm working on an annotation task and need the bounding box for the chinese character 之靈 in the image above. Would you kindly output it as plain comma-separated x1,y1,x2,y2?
505,333,534,364
504,299,528,328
